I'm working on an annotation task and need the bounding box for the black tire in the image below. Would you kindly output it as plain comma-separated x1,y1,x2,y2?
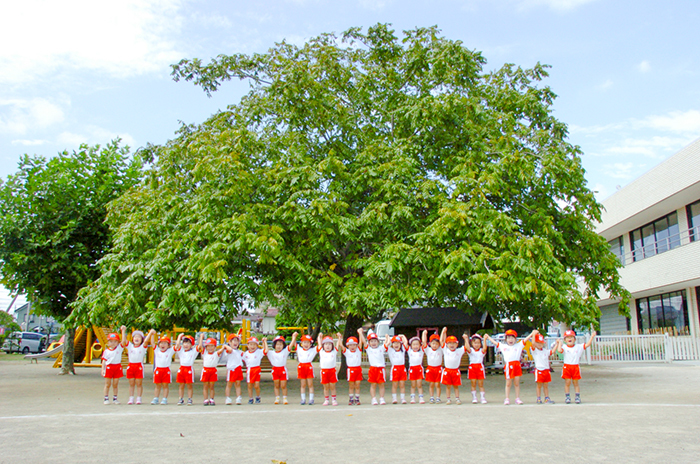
22,346,30,354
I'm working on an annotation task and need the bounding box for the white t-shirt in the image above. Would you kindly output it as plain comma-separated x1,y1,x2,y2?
467,349,485,366
102,345,123,365
497,341,524,363
242,349,264,368
202,350,220,368
425,346,443,367
343,348,362,367
176,347,198,367
319,348,338,369
531,347,552,370
225,348,242,370
125,342,147,364
562,343,585,365
154,347,175,368
387,346,406,367
266,347,290,367
408,348,424,367
296,346,317,364
443,346,465,369
365,345,387,367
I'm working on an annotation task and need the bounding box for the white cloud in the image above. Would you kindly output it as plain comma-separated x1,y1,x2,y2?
0,0,185,85
639,110,700,134
57,126,136,149
11,139,47,146
637,60,651,73
591,183,610,200
359,0,393,10
517,0,598,11
597,79,614,91
0,98,66,135
602,162,636,180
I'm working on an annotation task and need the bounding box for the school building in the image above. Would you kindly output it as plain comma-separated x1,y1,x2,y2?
594,137,700,339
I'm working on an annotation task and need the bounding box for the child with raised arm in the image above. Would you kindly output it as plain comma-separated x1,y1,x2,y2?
173,334,198,406
441,332,468,405
101,332,124,405
151,335,175,405
199,334,225,406
359,328,388,405
422,327,446,403
485,329,536,405
264,332,298,405
120,326,155,405
407,335,425,404
466,334,488,404
388,335,409,404
317,332,342,406
531,331,559,404
293,333,317,405
242,336,264,404
558,329,596,404
339,331,363,405
223,333,243,405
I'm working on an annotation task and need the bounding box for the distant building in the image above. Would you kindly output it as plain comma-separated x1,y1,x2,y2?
13,303,62,334
389,307,495,339
595,137,700,337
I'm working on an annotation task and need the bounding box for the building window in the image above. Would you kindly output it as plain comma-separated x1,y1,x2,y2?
608,236,625,265
687,200,700,242
630,212,680,261
636,291,689,335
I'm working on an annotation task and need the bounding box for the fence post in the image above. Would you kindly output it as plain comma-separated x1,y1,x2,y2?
664,334,672,363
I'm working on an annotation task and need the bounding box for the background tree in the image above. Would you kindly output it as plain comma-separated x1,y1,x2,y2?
73,26,628,376
0,141,142,374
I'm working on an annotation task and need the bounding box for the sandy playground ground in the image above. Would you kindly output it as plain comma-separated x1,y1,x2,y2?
0,354,699,463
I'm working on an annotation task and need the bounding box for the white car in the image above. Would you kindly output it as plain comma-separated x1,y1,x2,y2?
2,331,47,354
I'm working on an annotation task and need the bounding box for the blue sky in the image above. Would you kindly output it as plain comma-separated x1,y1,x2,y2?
1,0,699,312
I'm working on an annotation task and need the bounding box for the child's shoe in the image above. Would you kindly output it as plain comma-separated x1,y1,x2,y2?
435,397,442,404
187,398,193,406
331,398,338,406
235,396,242,405
103,398,110,405
536,397,542,404
419,395,425,404
401,398,407,404
472,397,478,404
455,398,461,405
392,398,398,404
429,397,435,404
255,396,261,404
160,398,168,405
308,398,314,405
283,396,288,405
210,399,215,406
480,397,488,404
151,397,159,405
135,397,142,405
355,398,361,406
112,398,119,405
349,398,355,406
204,399,210,406
544,397,554,404
323,398,330,406
565,394,571,404
515,398,523,405
379,398,387,405
248,398,254,404
301,399,306,405
372,398,379,405
274,396,280,405
127,397,134,405
504,398,510,405
410,397,416,404
225,397,232,405
177,398,185,406
575,394,581,404
446,398,452,405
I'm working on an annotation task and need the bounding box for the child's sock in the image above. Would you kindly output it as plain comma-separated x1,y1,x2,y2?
480,391,486,400
410,393,415,399
566,393,571,398
400,393,405,401
471,390,477,399
331,395,336,401
309,393,314,402
575,393,580,398
301,392,306,402
104,395,109,402
392,393,397,401
113,395,118,401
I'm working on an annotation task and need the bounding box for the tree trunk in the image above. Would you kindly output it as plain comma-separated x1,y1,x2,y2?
338,313,364,380
59,326,76,375
310,323,322,341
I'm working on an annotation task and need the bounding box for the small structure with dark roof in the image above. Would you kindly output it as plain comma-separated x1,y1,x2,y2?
389,307,495,340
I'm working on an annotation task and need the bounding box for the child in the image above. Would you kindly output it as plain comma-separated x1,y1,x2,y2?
120,326,156,405
293,333,317,405
466,334,488,404
101,332,124,405
531,331,560,404
441,332,469,405
173,334,198,406
223,333,243,405
151,335,175,405
199,335,225,406
317,332,342,406
485,329,536,405
263,332,298,405
558,329,596,404
387,335,408,404
241,336,264,404
339,334,363,405
422,327,446,403
407,336,425,404
358,328,387,405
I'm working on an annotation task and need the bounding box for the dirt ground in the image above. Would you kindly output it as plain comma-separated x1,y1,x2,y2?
1,354,699,463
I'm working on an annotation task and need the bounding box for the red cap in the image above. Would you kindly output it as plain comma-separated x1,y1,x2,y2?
182,335,195,344
471,334,483,340
367,333,378,340
429,334,440,342
248,337,259,345
205,337,217,346
272,336,285,344
227,333,240,341
390,336,401,344
445,335,458,343
564,330,576,338
300,334,313,343
346,337,359,345
505,329,518,337
321,336,334,345
158,336,171,344
534,333,545,343
107,333,120,342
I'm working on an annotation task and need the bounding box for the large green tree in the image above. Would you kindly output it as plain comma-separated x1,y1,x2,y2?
73,25,628,355
0,141,142,374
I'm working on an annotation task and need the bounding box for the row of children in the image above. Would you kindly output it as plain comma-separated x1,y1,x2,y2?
101,325,596,407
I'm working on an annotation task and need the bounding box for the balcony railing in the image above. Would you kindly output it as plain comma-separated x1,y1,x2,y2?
612,225,699,266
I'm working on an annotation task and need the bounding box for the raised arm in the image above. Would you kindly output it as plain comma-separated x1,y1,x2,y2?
421,330,428,348
584,330,597,349
336,332,343,351
120,325,128,347
462,334,470,350
144,329,156,347
262,337,269,353
522,330,537,345
440,327,447,345
175,333,184,350
317,332,323,347
290,332,299,350
557,337,565,354
550,338,561,355
399,334,409,350
357,327,367,347
196,333,204,352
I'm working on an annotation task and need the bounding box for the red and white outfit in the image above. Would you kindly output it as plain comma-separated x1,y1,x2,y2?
174,346,198,384
265,347,290,381
343,347,363,382
225,348,243,382
424,345,444,383
496,341,525,379
365,345,387,384
318,347,338,385
102,344,124,379
561,343,585,380
531,346,554,383
124,341,147,379
200,349,220,382
467,349,486,380
408,347,425,381
153,347,175,384
388,345,408,382
441,346,465,386
242,349,264,383
296,346,317,379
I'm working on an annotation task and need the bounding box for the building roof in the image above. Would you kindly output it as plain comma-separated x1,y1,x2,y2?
389,307,493,329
